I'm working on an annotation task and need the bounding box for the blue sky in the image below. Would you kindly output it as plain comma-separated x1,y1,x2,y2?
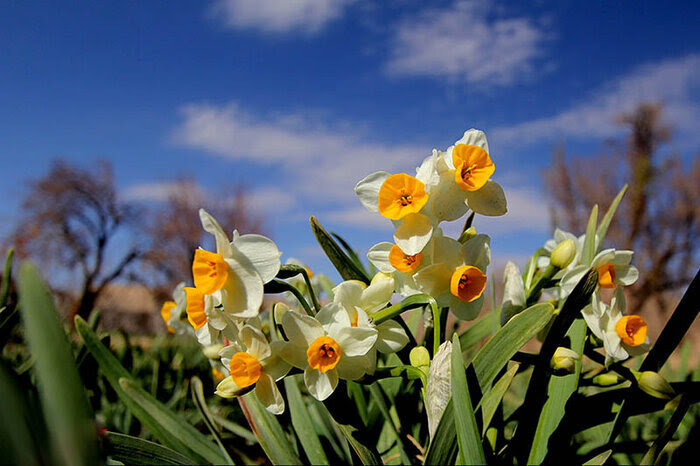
1,0,698,280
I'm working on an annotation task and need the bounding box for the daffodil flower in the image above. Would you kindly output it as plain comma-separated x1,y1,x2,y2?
330,277,409,370
537,228,585,276
412,231,491,320
355,172,434,255
582,288,650,366
278,307,378,401
194,209,282,319
366,241,423,296
160,282,195,335
215,324,290,414
559,248,639,299
183,285,231,346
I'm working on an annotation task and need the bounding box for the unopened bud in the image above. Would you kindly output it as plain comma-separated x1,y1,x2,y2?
634,370,675,400
550,347,579,373
410,346,431,371
550,239,576,269
592,372,622,386
203,344,224,360
458,227,477,244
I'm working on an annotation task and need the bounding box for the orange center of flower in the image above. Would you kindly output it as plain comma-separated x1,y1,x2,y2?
229,352,262,388
307,336,342,373
160,301,176,333
615,315,648,347
192,249,229,295
212,367,225,382
452,144,495,191
377,173,429,220
450,265,487,302
184,286,207,330
597,263,616,289
388,244,423,273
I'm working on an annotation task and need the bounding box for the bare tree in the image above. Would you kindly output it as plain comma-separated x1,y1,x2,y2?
545,103,699,314
142,177,265,300
10,159,143,318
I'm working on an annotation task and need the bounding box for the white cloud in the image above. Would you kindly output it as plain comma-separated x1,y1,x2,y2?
209,0,354,35
244,186,298,213
121,181,203,202
326,207,394,230
172,101,427,202
491,54,700,147
385,1,547,85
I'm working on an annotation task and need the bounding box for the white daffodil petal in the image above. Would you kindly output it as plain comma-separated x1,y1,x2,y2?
304,367,338,401
336,355,371,380
231,234,282,283
460,234,491,271
501,261,526,325
215,376,242,398
355,171,390,212
263,343,292,381
615,265,639,286
281,311,324,347
220,255,264,319
316,302,352,335
278,341,308,369
333,281,366,308
361,279,394,313
426,171,469,222
394,213,433,256
414,263,452,297
455,128,489,152
582,303,605,340
335,326,377,357
255,373,285,415
611,250,634,265
465,180,507,216
376,320,409,353
199,209,232,257
240,325,271,360
591,249,616,267
367,242,394,273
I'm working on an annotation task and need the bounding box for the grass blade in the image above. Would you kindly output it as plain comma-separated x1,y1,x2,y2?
104,432,196,465
18,263,100,466
238,392,301,465
310,216,371,284
284,375,329,465
581,205,598,266
451,334,485,465
480,363,519,434
596,185,627,250
191,376,235,465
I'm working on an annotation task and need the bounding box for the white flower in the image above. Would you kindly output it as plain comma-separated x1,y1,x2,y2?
216,324,290,414
500,261,526,325
194,209,282,319
278,307,378,401
582,288,650,366
560,248,639,299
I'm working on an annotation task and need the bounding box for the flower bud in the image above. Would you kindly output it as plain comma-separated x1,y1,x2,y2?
410,346,431,370
426,341,452,439
550,347,579,373
550,239,576,269
458,226,477,244
203,344,224,360
634,370,675,400
592,372,622,386
214,376,238,398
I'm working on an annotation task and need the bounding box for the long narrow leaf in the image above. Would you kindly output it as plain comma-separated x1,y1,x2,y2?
451,334,485,465
640,394,691,465
104,432,196,465
458,312,493,350
581,205,598,266
310,216,371,284
0,248,12,309
369,382,411,464
285,376,329,465
74,316,224,464
480,363,519,434
18,263,99,466
191,376,235,465
238,392,301,465
595,185,627,250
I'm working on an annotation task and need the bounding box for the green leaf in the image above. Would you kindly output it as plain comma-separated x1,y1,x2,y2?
595,185,627,251
451,334,486,465
0,248,13,309
370,293,440,355
239,391,301,465
473,302,555,390
458,312,493,350
335,423,383,466
369,382,411,464
528,319,587,464
331,231,370,277
104,432,196,465
264,279,314,316
190,376,235,465
480,363,519,434
276,265,321,313
211,415,257,444
640,394,691,465
74,316,224,464
581,205,598,266
424,398,458,465
583,449,612,465
284,375,329,465
18,263,100,466
310,216,371,284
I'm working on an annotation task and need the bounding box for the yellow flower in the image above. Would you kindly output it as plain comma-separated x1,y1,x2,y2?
377,173,429,220
388,244,423,273
160,301,176,333
452,144,495,191
192,249,229,294
184,286,207,330
615,315,648,347
449,265,487,303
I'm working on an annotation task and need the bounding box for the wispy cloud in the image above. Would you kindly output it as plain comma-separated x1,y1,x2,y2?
491,54,700,147
385,1,548,86
208,0,354,35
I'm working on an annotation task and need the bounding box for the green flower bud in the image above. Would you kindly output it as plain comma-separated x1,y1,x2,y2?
550,346,579,373
410,346,431,369
592,372,622,386
634,370,675,400
458,226,477,244
550,239,576,269
203,344,224,360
